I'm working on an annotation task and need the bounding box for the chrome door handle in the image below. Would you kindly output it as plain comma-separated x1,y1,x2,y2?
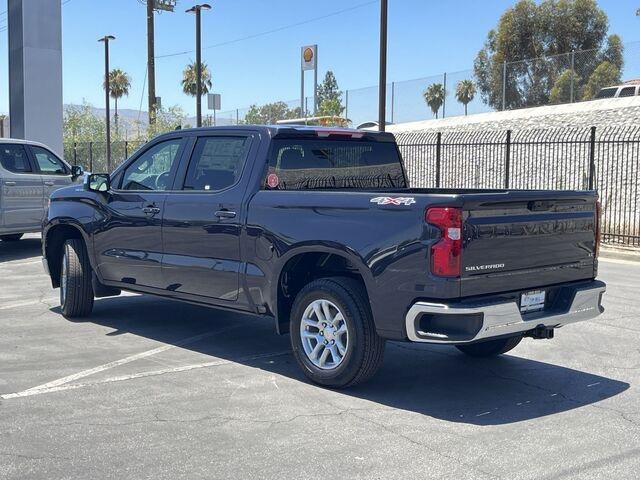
44,181,55,186
142,206,161,215
214,210,236,219
4,181,16,186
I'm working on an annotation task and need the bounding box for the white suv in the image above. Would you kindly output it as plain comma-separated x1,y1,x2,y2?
595,84,640,99
0,139,82,242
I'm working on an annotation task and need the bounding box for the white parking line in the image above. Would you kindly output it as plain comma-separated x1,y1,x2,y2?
0,299,56,311
0,259,43,267
1,351,290,399
0,326,243,400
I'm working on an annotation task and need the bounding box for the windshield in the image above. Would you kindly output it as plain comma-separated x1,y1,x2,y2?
264,138,407,190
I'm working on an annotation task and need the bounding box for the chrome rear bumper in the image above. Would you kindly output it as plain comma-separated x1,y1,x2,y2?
405,281,606,344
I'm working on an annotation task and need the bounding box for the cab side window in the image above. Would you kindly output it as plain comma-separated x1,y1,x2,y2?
31,146,69,175
0,144,32,173
121,139,183,191
183,136,250,191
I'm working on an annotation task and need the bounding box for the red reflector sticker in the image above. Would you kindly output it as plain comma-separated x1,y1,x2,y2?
267,173,279,188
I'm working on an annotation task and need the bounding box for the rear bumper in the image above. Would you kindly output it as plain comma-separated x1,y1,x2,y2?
405,280,606,344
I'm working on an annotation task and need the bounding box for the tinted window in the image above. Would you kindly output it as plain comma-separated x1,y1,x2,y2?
264,138,407,190
618,87,636,97
595,87,617,99
183,136,250,191
31,146,68,174
121,139,182,191
0,144,32,173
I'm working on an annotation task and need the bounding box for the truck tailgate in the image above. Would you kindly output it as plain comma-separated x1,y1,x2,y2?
461,192,597,297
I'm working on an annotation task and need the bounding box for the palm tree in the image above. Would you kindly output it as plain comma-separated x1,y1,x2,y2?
103,69,131,135
423,83,446,118
455,79,476,116
181,62,213,97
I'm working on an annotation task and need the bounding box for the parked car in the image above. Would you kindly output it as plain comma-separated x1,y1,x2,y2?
0,139,83,242
42,126,605,387
595,84,640,99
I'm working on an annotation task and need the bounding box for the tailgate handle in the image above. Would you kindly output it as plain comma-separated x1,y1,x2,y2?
528,200,553,212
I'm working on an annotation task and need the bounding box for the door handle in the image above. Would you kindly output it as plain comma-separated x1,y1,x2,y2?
214,210,236,219
142,206,161,215
4,181,16,186
44,181,55,186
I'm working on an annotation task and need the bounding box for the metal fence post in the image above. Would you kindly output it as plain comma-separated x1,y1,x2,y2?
345,90,349,124
73,142,77,166
442,72,447,119
124,141,128,159
390,82,395,123
570,50,576,103
588,126,596,190
505,130,511,189
435,132,442,188
502,61,507,111
236,108,239,125
89,142,93,172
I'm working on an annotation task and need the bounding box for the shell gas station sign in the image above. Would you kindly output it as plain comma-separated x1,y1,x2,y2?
301,45,317,71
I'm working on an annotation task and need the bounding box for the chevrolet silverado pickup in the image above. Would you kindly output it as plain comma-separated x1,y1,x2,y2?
42,126,606,387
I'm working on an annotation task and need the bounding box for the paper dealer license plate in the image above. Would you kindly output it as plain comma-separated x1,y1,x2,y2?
520,290,546,313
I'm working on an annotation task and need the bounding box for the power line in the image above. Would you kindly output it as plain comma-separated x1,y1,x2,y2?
155,0,378,59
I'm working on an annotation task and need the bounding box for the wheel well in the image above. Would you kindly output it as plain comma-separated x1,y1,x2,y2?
276,252,369,335
45,225,84,288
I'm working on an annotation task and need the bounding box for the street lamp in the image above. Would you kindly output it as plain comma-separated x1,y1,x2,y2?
186,3,211,128
378,0,388,132
98,35,116,171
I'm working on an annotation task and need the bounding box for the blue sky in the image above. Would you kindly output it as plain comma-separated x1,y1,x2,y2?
0,0,638,117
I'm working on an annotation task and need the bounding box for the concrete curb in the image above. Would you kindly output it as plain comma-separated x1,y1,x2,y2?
599,245,640,263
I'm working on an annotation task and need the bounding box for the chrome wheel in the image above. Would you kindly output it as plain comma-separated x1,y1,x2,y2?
60,251,68,305
299,299,349,370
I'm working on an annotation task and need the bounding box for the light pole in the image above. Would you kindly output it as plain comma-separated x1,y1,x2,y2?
378,0,388,132
98,35,115,171
186,3,211,128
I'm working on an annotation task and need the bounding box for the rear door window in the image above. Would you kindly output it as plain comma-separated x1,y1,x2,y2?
183,136,251,191
618,87,636,97
0,144,32,173
595,87,617,99
264,138,407,190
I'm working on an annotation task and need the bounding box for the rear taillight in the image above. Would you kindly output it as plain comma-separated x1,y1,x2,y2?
426,207,462,277
595,200,602,258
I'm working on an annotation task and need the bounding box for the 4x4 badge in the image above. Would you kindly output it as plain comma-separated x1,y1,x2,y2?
370,196,416,206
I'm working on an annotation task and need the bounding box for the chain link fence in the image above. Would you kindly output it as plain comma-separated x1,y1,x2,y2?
210,41,639,128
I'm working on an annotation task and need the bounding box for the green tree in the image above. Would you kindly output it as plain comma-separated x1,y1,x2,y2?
103,68,131,136
146,105,188,139
316,70,344,116
455,79,476,115
423,83,446,118
549,69,581,104
63,103,105,144
474,0,624,110
181,62,213,97
582,61,621,100
244,102,302,125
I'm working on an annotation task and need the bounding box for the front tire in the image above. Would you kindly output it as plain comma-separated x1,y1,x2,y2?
0,233,23,242
455,335,523,357
290,277,385,388
60,239,94,318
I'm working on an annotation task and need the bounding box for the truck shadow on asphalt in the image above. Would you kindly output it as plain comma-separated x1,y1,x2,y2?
52,294,629,427
0,237,41,262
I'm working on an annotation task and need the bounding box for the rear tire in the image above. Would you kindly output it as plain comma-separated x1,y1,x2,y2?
0,233,23,242
290,277,385,388
60,239,94,318
455,335,523,357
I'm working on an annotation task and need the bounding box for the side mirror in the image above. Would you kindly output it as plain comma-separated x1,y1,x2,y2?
84,173,111,193
71,165,84,179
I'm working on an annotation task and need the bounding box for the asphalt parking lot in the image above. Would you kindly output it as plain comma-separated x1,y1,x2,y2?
1,234,638,480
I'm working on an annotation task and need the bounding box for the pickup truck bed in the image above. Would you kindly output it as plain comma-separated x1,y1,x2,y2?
42,126,605,387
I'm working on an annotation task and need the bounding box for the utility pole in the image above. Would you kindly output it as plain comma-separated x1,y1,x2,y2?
147,1,156,125
186,4,211,128
99,35,116,171
378,0,388,132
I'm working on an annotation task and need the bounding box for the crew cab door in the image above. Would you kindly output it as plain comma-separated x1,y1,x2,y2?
0,143,44,231
161,134,253,302
93,137,185,289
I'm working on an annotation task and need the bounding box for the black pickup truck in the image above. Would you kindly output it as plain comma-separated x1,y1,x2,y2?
42,126,606,387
